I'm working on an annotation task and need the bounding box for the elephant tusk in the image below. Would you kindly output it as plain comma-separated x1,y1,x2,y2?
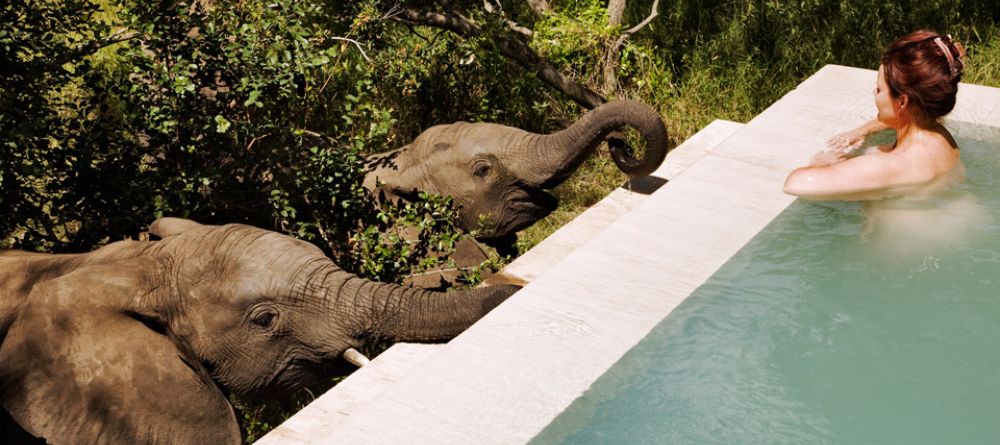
343,348,370,368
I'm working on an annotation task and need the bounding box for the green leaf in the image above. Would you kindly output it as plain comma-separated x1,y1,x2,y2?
243,90,261,107
214,115,231,133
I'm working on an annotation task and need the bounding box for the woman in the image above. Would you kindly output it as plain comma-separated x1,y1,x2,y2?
784,30,966,200
786,31,987,259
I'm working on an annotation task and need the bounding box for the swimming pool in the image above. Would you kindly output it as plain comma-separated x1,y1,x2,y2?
531,123,1000,444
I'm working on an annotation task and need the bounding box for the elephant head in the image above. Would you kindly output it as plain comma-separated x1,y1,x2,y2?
363,100,668,244
0,217,518,444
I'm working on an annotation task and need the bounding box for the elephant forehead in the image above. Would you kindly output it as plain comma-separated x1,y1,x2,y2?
177,254,310,310
205,226,324,265
419,122,527,153
203,262,323,309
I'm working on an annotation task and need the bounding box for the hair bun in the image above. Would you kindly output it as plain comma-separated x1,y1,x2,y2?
933,36,961,80
882,29,963,118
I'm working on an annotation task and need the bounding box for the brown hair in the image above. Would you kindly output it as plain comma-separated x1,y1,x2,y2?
881,29,965,119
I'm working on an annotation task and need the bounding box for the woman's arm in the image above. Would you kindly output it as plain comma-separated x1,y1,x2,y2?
784,151,911,201
827,119,891,151
785,119,905,200
807,120,894,168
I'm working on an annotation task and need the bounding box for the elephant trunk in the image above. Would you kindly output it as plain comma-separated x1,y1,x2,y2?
513,100,669,188
326,270,519,343
371,284,519,342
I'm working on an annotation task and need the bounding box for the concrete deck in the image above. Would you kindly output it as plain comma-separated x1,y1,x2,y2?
259,65,1000,444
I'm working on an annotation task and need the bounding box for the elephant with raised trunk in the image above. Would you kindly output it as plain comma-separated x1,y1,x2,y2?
0,217,518,444
364,100,668,247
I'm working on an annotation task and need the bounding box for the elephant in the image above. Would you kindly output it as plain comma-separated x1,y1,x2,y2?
363,100,669,248
0,217,519,444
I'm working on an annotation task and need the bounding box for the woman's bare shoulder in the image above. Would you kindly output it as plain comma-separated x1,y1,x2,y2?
903,132,959,174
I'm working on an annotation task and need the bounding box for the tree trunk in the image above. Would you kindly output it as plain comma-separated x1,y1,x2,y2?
602,0,628,94
608,0,626,26
527,0,551,16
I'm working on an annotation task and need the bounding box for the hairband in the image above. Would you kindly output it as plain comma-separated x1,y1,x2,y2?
933,35,959,79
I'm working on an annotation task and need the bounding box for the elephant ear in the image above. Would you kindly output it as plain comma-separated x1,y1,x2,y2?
149,216,204,238
0,258,240,444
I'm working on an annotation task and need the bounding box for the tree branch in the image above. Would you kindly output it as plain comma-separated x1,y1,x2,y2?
495,38,605,109
615,0,660,48
395,8,605,109
3,29,141,80
330,36,371,62
602,0,660,92
54,29,140,68
483,0,533,37
396,9,482,35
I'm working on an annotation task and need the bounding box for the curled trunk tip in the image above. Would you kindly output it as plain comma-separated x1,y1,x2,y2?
526,100,670,187
601,100,669,178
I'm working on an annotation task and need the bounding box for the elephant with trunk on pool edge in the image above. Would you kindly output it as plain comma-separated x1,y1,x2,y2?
364,100,669,250
0,217,519,444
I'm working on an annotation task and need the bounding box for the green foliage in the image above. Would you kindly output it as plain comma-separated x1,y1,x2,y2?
349,192,464,282
114,0,376,249
532,0,610,72
229,376,344,443
458,253,512,287
964,25,1000,88
370,17,557,136
0,0,479,271
1,0,116,249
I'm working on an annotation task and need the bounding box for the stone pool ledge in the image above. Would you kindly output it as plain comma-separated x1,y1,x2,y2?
260,65,1000,444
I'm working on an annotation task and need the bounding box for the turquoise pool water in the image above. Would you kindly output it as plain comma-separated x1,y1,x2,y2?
531,124,1000,444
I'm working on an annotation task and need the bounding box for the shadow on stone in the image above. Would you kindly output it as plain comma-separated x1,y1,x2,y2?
622,175,668,195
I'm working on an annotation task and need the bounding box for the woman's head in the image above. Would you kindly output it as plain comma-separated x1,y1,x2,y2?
877,30,964,125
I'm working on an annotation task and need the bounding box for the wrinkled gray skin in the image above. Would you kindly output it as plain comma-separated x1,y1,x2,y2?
0,217,518,444
364,100,669,245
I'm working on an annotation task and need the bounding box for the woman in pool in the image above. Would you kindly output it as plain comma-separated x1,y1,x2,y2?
786,31,987,258
784,30,966,200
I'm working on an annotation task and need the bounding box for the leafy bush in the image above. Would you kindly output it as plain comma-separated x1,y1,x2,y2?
1,0,118,250
0,1,485,276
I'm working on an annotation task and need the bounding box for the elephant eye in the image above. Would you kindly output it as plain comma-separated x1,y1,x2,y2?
250,309,277,329
473,161,491,178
